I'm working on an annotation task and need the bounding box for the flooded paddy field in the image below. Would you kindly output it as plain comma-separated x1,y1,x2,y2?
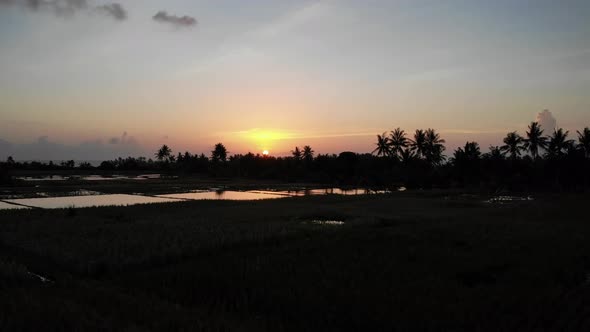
1,174,402,209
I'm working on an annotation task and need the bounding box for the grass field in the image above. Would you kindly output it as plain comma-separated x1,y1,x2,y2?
1,192,590,331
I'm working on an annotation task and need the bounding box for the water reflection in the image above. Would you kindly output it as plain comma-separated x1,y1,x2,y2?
0,188,392,210
486,196,534,203
157,191,286,201
0,201,31,210
260,188,390,196
4,194,181,209
15,174,162,182
310,220,345,226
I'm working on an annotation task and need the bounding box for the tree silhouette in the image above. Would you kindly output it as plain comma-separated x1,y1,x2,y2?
303,146,314,163
389,128,409,159
409,129,427,159
463,142,481,160
524,122,548,159
399,148,415,165
501,132,525,160
211,143,228,162
546,128,574,158
156,145,172,162
485,146,505,161
577,127,590,158
424,128,446,165
372,132,391,157
291,147,302,161
453,142,481,164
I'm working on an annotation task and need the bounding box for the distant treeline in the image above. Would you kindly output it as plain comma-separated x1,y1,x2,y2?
1,123,589,191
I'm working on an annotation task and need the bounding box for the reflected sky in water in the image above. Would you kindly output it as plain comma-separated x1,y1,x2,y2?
4,194,181,209
157,191,286,201
0,201,30,210
1,188,389,210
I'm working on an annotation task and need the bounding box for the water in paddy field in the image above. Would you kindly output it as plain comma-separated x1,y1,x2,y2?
265,188,391,196
157,191,287,201
0,188,391,210
13,174,163,181
2,194,181,209
0,201,31,210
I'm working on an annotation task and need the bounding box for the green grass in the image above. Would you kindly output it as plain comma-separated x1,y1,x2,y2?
1,193,590,331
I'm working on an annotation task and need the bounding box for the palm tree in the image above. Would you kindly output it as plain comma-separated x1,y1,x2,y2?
501,132,525,160
155,145,172,162
399,148,415,165
577,127,590,158
524,122,548,159
211,143,228,162
389,128,409,158
463,142,481,160
302,145,314,163
484,146,504,161
409,129,427,159
424,128,446,165
546,128,574,158
291,147,302,160
372,132,391,157
453,142,481,163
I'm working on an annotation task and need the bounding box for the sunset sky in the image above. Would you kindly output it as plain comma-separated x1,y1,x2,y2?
1,0,589,160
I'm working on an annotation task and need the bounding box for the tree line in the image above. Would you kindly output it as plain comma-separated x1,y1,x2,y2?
373,123,590,162
1,122,589,191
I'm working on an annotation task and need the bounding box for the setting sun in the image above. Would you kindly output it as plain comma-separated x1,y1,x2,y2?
262,150,269,156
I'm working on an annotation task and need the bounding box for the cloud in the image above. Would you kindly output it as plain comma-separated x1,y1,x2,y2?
95,3,126,21
0,0,127,21
536,109,557,132
0,0,86,16
0,133,145,161
108,132,137,145
152,11,197,28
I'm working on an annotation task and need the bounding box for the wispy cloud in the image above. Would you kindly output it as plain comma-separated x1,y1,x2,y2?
152,11,197,28
0,133,145,160
229,128,378,141
253,1,327,38
0,0,127,21
0,0,86,17
95,3,126,21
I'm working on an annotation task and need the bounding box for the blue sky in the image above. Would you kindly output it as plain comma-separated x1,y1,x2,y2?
1,0,589,159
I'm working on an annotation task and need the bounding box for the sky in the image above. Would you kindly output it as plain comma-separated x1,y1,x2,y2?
1,0,589,160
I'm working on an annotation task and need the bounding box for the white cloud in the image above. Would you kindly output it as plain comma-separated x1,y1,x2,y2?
536,109,557,132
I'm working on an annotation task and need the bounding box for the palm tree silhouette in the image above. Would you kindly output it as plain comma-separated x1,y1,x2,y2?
453,142,480,163
372,132,391,157
409,129,427,159
424,128,446,165
389,128,409,159
303,145,314,163
464,142,481,160
155,145,172,162
485,146,504,161
211,143,228,162
501,132,525,160
524,122,548,159
577,127,590,158
399,148,415,165
291,147,302,161
546,128,574,158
